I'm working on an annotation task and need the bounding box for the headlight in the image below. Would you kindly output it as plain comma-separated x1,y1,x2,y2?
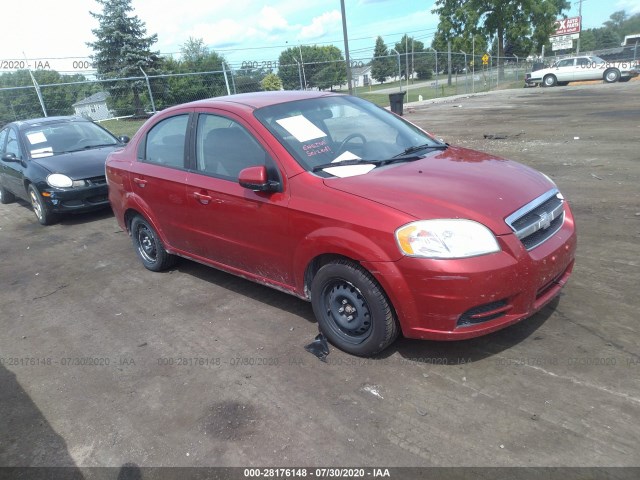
46,173,73,188
395,219,500,259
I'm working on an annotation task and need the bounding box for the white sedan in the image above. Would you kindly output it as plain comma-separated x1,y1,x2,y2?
525,56,638,87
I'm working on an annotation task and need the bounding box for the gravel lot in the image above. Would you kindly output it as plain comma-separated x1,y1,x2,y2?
1,81,639,473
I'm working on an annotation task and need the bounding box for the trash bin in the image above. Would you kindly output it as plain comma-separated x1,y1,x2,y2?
389,91,406,116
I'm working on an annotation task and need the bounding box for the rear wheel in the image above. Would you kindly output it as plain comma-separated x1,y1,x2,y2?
130,215,177,271
604,69,620,83
0,185,15,204
310,259,398,356
543,75,557,87
28,184,57,225
557,81,569,86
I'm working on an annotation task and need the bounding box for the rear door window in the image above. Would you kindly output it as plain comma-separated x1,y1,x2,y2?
143,115,189,169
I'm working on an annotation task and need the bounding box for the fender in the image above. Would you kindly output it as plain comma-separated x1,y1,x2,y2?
121,191,175,252
292,225,403,295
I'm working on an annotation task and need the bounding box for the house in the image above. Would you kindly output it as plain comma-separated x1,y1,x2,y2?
72,92,113,121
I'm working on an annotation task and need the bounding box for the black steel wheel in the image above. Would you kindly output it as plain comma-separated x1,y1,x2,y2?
131,216,176,271
311,259,398,356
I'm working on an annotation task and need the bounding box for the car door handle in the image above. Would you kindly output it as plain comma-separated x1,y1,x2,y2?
192,192,212,205
133,177,148,187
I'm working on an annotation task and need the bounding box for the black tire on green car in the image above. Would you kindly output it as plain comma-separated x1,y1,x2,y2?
130,215,177,272
310,259,399,356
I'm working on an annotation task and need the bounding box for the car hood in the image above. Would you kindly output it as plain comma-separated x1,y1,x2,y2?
32,145,120,180
322,146,555,235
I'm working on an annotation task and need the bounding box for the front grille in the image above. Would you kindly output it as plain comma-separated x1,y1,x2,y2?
86,176,107,186
505,189,565,250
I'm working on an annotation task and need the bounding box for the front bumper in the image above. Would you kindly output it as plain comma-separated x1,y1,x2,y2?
362,206,577,340
42,184,110,213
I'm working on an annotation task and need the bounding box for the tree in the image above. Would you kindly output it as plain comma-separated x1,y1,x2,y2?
278,45,346,90
432,0,569,79
371,37,395,83
87,0,161,116
261,73,283,91
155,37,229,105
431,30,488,74
393,35,434,80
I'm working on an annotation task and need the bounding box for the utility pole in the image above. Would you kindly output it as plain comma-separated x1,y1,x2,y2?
576,0,583,54
405,35,409,94
447,39,452,86
340,0,353,95
298,44,307,90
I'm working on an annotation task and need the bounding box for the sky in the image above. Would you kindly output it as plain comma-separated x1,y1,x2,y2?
1,0,638,74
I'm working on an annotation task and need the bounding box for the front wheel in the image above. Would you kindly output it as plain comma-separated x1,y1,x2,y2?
604,69,620,83
310,260,398,356
543,75,557,87
130,216,177,271
28,184,57,225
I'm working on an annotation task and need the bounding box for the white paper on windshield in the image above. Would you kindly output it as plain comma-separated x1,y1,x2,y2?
323,151,375,178
30,147,54,158
276,115,327,142
26,132,47,144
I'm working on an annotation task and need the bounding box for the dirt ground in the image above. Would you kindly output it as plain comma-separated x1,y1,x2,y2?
1,81,639,473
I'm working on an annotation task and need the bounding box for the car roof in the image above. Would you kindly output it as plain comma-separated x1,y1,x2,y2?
181,90,343,111
12,116,91,131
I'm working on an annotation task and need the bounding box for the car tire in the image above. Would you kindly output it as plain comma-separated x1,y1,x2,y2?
604,69,620,83
557,81,569,86
28,184,57,225
310,259,399,356
618,77,631,83
0,185,16,204
543,75,557,87
130,215,177,272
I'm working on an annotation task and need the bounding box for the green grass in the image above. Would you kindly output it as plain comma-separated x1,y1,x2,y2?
345,70,528,107
99,118,147,138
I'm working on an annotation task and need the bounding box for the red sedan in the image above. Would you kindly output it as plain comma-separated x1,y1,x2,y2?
106,91,576,356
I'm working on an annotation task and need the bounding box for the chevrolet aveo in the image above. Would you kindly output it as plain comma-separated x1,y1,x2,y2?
106,91,576,356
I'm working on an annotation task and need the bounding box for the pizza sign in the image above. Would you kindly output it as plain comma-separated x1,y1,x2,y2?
553,16,581,36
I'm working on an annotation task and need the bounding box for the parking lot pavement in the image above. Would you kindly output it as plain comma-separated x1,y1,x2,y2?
1,82,639,470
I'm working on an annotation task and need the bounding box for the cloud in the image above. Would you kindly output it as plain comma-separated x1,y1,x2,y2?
299,10,342,40
259,6,290,33
615,0,640,14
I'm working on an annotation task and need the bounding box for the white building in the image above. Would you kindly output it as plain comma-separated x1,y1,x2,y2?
72,92,113,121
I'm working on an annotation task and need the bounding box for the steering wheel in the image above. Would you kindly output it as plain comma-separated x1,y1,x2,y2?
337,133,367,154
68,138,92,150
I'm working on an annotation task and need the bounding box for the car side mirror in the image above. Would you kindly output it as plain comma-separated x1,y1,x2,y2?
1,153,19,163
118,136,130,144
238,165,279,192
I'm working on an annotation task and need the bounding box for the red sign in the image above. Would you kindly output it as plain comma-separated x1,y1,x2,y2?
553,16,581,36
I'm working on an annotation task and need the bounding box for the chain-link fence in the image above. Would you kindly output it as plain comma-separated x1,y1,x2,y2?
0,51,550,127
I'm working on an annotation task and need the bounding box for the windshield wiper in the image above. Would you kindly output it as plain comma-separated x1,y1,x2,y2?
312,159,381,172
312,154,425,172
54,143,118,154
82,143,118,149
393,143,448,158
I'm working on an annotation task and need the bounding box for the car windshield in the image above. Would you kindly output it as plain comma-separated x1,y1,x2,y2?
24,120,118,158
254,95,444,176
